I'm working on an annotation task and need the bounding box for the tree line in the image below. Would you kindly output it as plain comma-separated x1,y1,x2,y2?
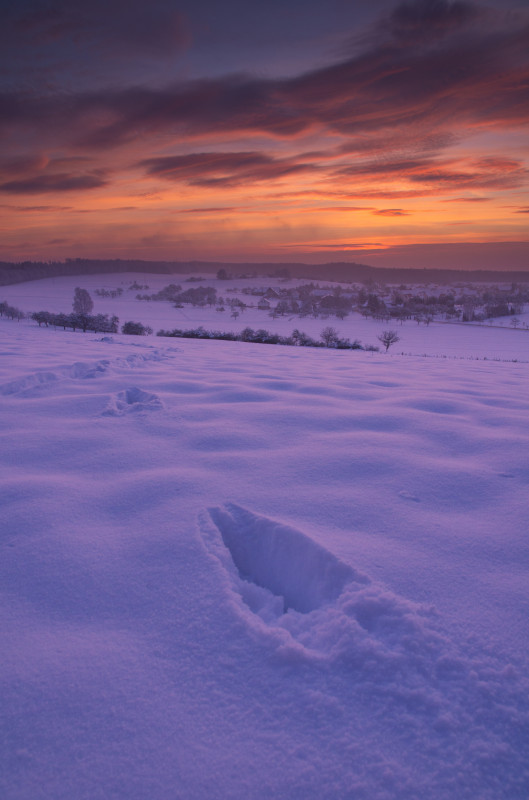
156,325,371,350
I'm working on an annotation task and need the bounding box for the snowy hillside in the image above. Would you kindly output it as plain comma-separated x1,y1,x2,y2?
1,275,529,799
2,272,528,361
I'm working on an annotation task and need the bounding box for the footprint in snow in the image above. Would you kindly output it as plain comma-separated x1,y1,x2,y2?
103,386,164,416
68,360,110,379
198,504,438,666
0,371,59,396
1,359,109,395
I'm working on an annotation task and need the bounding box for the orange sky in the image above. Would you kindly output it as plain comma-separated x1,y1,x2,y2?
1,0,528,269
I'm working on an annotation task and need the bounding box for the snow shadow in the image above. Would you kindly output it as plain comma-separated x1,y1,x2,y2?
198,504,476,685
207,503,361,615
199,504,437,662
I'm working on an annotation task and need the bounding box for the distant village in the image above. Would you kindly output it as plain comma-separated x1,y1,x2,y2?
133,272,528,327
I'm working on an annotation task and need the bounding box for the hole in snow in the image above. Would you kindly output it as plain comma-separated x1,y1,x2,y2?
206,504,361,614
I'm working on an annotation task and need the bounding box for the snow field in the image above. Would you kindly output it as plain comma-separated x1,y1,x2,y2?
1,280,529,798
1,271,528,361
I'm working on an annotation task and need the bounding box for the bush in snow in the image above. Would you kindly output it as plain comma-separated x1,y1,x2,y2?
122,321,153,336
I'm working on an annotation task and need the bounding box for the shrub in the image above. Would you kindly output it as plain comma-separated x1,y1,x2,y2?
122,321,153,335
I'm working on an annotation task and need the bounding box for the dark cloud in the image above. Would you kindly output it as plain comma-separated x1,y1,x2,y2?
0,173,107,194
301,206,375,213
407,157,528,189
335,158,433,178
333,155,528,191
0,204,73,211
72,205,138,213
388,0,481,42
373,208,411,216
140,151,317,187
0,0,527,209
2,0,189,56
2,3,528,155
177,207,247,214
441,196,491,202
0,154,49,175
281,242,383,250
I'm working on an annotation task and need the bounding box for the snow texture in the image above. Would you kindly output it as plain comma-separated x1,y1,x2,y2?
1,273,529,800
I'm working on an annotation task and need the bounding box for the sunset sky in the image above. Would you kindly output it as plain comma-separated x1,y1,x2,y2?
1,0,528,269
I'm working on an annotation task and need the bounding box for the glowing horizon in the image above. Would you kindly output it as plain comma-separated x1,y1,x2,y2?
1,0,528,270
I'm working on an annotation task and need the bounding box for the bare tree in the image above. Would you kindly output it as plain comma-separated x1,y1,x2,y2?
320,326,339,347
378,330,400,352
73,287,94,315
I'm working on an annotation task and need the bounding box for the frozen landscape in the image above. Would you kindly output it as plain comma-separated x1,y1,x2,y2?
1,273,529,799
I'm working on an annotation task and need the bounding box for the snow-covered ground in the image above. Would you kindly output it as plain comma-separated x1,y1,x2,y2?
2,272,528,361
1,274,529,799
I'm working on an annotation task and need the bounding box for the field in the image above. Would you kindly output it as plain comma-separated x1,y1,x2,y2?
1,273,529,799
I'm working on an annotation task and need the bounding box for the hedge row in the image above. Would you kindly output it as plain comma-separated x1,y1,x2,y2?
31,311,119,333
157,325,365,350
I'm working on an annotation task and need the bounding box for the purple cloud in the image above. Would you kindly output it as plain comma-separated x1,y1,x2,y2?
140,151,317,187
0,0,527,208
1,3,527,153
388,0,481,42
0,173,107,194
373,208,411,216
2,0,189,55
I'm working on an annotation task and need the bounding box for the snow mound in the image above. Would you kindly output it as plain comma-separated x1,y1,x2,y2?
103,386,164,416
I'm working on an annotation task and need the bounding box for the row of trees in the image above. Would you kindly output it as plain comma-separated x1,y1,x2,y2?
157,325,357,348
31,288,141,334
95,287,124,298
3,286,402,352
31,311,156,335
136,285,217,307
32,310,119,333
156,325,383,351
136,283,182,302
0,301,24,320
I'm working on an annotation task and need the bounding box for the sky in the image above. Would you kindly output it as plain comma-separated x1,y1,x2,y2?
1,0,528,269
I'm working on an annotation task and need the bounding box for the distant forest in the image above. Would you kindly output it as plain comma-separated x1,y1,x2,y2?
1,258,528,287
